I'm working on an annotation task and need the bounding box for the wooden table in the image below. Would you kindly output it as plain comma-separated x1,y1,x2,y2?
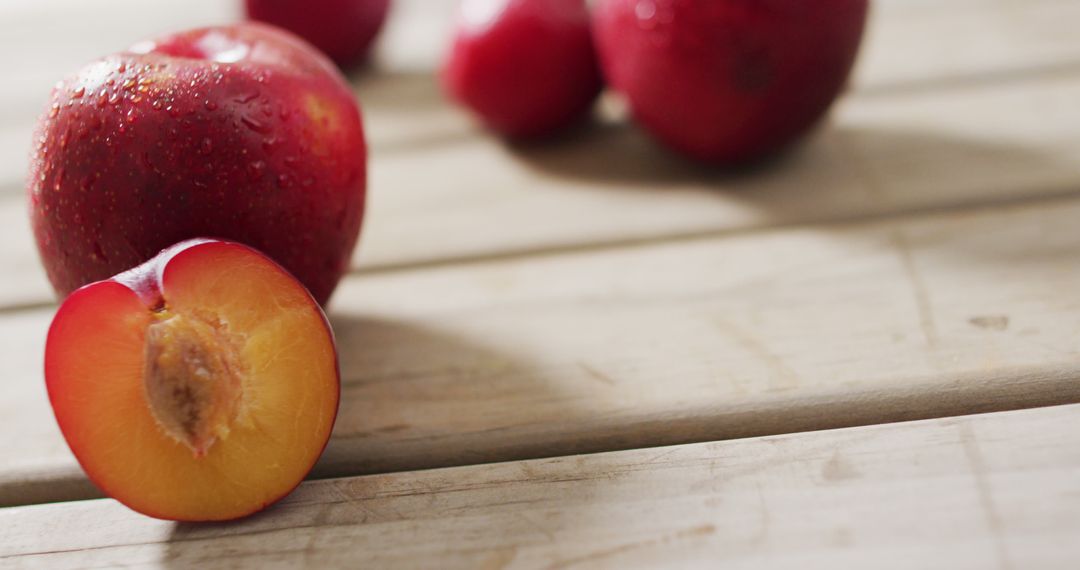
3,0,1080,567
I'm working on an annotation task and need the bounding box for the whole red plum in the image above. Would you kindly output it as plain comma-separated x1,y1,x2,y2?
29,23,367,305
245,0,391,68
443,0,602,139
593,0,868,164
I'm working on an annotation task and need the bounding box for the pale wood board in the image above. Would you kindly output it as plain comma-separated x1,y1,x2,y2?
5,195,1080,506
1,0,1078,563
2,404,1078,569
7,0,1080,192
6,71,1080,309
856,0,1080,93
355,72,1080,272
5,0,1080,139
0,204,52,311
3,1,1080,299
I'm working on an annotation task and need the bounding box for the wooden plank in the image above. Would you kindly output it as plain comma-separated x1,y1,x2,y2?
4,0,1080,196
356,72,1080,271
3,0,1080,297
0,205,53,311
859,0,1080,93
0,0,236,193
2,404,1078,569
4,0,1079,126
4,195,1080,506
6,72,1080,308
0,0,237,125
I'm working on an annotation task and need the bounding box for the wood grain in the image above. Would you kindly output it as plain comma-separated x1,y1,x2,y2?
6,71,1080,309
355,72,1080,272
5,195,1080,506
858,0,1080,93
2,404,1078,569
7,0,1080,191
2,0,1079,563
0,204,52,311
4,1,1080,296
5,0,1079,134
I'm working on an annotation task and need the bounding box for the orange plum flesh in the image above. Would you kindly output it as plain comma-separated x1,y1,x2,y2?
45,239,339,521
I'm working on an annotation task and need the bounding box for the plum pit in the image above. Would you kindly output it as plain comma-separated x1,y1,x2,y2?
143,309,246,458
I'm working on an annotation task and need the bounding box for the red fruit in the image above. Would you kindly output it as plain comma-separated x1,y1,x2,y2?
443,0,602,139
29,23,366,306
245,0,391,68
593,0,868,164
46,239,340,521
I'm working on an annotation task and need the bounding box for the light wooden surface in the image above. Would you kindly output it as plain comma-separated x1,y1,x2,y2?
6,194,1080,506
4,0,1080,307
9,74,1080,309
2,0,1080,565
3,404,1079,569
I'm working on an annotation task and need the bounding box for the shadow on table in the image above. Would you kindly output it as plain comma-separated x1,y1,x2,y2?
350,68,443,113
157,107,1080,564
312,312,587,478
513,113,1068,187
501,110,1080,241
503,104,1080,284
349,69,479,155
161,312,599,564
504,117,784,188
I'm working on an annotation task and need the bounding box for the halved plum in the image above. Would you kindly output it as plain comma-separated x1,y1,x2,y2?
45,239,339,521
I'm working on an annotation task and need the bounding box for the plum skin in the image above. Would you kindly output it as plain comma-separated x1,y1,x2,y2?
29,23,367,306
245,0,391,68
593,0,869,164
443,0,603,139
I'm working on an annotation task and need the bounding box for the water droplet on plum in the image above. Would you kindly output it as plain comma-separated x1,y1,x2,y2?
247,161,266,180
636,0,657,24
234,91,260,104
241,115,270,133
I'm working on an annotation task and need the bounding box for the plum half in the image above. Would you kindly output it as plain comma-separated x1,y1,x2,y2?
45,239,339,521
